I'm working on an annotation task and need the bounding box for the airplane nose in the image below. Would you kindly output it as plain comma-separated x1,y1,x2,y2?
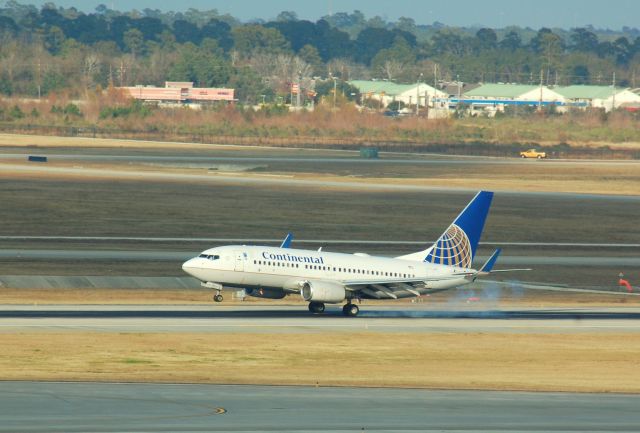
182,258,198,274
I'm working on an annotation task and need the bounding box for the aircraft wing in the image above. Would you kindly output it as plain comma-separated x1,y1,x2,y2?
343,274,475,299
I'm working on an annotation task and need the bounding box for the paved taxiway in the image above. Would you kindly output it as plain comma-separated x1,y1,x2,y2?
1,305,639,333
2,249,639,267
1,381,639,432
2,236,639,248
3,162,640,200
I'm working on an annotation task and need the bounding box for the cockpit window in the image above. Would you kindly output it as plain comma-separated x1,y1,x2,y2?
198,254,220,260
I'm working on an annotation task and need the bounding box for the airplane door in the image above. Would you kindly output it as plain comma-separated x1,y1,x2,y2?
234,251,244,272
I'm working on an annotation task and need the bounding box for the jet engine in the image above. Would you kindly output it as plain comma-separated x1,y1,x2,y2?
301,281,346,303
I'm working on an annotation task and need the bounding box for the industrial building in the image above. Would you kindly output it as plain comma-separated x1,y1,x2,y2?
450,83,567,114
119,82,235,104
454,83,640,114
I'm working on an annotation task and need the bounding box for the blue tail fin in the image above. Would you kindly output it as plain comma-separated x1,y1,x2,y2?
396,191,493,268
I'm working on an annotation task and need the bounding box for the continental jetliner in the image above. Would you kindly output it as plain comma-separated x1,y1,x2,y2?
182,191,523,316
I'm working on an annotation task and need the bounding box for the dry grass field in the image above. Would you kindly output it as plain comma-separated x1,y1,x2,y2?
2,332,640,393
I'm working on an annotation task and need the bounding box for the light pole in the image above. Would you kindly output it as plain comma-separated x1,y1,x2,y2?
331,75,337,110
416,72,423,116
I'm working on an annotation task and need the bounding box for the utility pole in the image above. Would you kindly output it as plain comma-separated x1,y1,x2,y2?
119,59,125,87
424,91,429,118
416,72,423,116
538,68,544,112
333,76,337,110
433,64,438,117
612,71,616,112
296,73,301,109
36,58,41,99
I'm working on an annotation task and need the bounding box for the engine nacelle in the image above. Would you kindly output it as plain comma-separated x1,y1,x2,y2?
245,287,286,299
301,281,346,304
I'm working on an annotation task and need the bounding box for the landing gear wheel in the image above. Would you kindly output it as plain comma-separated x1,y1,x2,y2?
308,301,325,314
342,303,359,317
213,294,223,302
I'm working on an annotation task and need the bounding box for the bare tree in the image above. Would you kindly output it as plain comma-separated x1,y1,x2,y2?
83,53,101,96
381,60,404,81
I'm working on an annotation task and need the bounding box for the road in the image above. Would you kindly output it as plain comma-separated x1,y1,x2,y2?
1,381,638,432
1,305,639,333
3,151,640,166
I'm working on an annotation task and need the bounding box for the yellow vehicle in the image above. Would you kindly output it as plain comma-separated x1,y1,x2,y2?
519,148,547,159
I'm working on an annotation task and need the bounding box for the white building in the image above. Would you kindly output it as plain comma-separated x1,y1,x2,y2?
554,85,640,111
349,80,448,109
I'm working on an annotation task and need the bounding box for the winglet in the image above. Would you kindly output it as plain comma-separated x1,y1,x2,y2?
480,248,501,273
280,232,294,248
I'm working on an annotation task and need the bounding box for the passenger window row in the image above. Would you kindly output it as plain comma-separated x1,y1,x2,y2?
254,260,300,268
252,259,414,279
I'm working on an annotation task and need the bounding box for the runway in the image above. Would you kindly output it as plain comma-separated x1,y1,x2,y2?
1,381,638,432
1,305,639,333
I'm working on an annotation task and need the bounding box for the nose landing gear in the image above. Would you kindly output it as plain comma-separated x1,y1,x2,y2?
202,282,224,303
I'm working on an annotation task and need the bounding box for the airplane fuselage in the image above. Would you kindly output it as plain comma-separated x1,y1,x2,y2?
182,245,473,301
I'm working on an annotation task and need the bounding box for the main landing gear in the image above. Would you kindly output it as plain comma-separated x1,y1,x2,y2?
213,291,223,303
307,301,360,317
308,301,325,314
342,303,359,317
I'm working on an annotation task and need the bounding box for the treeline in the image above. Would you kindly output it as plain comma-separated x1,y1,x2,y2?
1,2,640,103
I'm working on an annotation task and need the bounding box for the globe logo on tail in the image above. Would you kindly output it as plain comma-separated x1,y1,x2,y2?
424,224,472,268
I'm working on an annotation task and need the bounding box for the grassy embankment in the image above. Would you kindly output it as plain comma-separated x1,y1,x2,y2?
1,94,640,157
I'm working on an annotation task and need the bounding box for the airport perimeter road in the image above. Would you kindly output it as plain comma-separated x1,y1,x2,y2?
2,305,640,333
1,381,638,432
3,151,640,166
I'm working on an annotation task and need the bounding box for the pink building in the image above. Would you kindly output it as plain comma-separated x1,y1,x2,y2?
120,82,235,103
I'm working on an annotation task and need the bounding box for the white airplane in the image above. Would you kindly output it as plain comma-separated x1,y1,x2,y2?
182,191,524,316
